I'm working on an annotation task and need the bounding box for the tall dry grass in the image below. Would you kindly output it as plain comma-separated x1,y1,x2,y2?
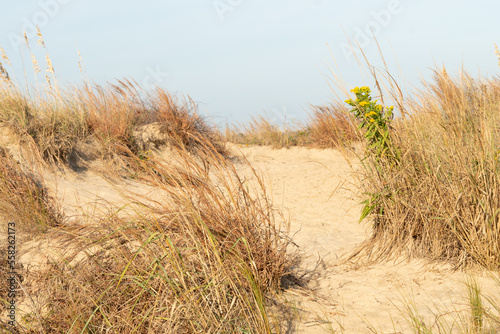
225,107,359,149
308,103,360,148
225,115,312,148
0,80,225,166
0,32,288,333
75,80,225,158
355,68,500,269
17,142,290,333
0,33,224,166
0,87,86,164
0,147,62,234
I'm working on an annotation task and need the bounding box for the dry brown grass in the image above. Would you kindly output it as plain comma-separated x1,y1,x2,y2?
355,69,500,270
308,103,360,148
0,87,86,164
76,80,225,157
0,35,288,333
0,147,62,234
224,108,360,149
0,80,225,168
0,34,224,166
150,88,225,154
76,80,138,149
14,143,290,333
225,115,312,148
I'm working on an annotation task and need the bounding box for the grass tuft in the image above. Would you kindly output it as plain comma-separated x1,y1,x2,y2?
225,115,311,148
0,147,62,234
308,103,360,148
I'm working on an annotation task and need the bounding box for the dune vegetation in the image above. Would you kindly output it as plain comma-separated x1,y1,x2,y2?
227,49,500,271
0,33,291,333
224,49,500,332
352,69,500,271
0,30,499,333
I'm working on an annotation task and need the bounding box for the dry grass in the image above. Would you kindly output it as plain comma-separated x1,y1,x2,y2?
150,88,225,155
0,34,287,333
0,87,86,164
225,115,312,148
0,147,62,234
225,108,359,149
14,143,290,333
0,80,225,169
75,80,225,158
0,34,224,166
308,103,360,148
354,69,500,270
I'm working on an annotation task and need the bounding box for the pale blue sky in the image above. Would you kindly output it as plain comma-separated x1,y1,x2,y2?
0,1,499,125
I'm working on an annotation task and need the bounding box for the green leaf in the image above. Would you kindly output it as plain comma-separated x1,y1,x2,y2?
360,203,373,222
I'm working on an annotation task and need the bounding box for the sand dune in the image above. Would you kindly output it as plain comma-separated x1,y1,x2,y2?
5,140,499,332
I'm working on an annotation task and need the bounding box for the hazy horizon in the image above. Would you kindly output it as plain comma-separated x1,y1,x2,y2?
1,1,499,126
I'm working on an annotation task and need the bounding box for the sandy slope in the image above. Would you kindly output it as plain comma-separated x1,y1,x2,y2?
228,144,499,333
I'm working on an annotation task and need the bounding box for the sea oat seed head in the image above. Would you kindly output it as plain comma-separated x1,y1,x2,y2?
494,43,500,68
32,54,41,74
0,47,11,66
45,54,54,74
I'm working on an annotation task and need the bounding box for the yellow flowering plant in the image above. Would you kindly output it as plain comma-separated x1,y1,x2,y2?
345,86,400,221
345,86,398,164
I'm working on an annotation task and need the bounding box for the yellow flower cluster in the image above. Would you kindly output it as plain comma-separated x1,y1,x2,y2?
365,110,377,123
350,86,371,94
345,85,395,125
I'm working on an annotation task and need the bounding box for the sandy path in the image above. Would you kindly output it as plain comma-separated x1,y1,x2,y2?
229,144,499,333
